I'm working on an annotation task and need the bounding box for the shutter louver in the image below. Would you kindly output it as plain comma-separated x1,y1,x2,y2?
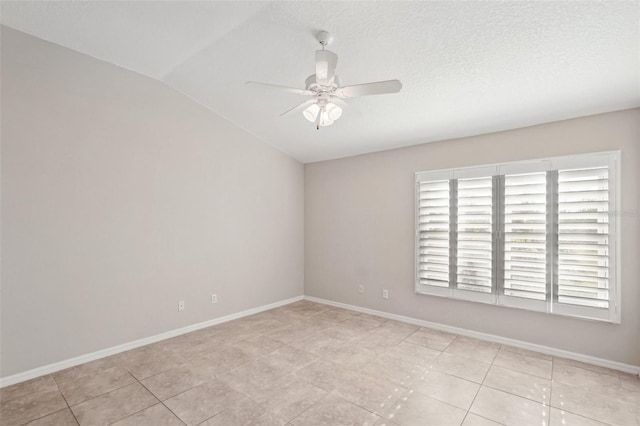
456,177,493,293
418,180,450,288
503,172,547,301
557,167,609,309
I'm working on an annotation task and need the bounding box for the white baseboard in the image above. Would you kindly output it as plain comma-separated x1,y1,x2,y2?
0,295,303,388
304,295,640,376
3,293,637,388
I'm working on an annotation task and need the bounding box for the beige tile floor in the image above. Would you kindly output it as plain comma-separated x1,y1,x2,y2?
1,300,639,426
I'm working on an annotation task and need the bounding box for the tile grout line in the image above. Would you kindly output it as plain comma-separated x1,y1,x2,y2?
548,357,620,426
49,374,81,426
490,350,553,380
51,362,187,425
305,297,640,376
326,391,388,423
286,388,332,425
379,333,486,419
57,373,139,410
333,312,631,425
463,341,501,426
470,371,616,426
549,354,556,424
15,406,79,426
104,323,530,426
2,297,307,390
129,377,188,426
460,345,621,426
9,302,636,426
482,349,554,401
174,308,357,426
194,409,225,426
143,333,298,406
467,365,487,424
192,370,292,425
268,312,394,423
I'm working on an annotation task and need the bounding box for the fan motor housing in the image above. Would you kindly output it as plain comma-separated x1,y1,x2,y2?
305,74,340,92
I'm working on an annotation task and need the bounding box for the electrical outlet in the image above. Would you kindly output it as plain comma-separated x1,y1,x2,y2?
178,300,185,311
382,289,389,299
211,294,217,304
358,285,364,294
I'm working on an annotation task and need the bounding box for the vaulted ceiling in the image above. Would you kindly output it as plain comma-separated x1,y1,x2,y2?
2,1,639,162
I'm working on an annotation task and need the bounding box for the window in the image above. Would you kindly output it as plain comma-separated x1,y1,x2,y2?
415,151,620,322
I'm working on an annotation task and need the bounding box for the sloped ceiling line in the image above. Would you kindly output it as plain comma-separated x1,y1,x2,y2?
1,1,638,163
159,2,272,80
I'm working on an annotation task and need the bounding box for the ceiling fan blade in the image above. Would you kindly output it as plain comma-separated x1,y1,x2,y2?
245,81,313,96
335,79,402,98
315,50,338,85
330,97,348,109
280,99,316,117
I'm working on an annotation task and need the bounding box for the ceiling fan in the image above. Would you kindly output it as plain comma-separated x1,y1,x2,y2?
246,31,402,129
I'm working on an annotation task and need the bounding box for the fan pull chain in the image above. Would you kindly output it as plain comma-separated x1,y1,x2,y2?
316,106,323,130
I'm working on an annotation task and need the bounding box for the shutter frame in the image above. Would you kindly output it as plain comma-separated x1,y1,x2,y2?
415,174,453,297
551,153,619,322
414,151,620,323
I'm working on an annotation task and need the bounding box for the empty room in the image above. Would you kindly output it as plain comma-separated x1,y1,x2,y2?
1,1,639,425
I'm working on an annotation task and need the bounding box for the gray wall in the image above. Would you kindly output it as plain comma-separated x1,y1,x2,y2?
305,108,640,365
1,27,304,377
2,25,638,378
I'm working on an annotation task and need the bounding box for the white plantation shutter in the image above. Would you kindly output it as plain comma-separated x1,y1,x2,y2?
417,180,451,289
502,172,548,303
555,166,612,318
415,151,619,323
456,177,494,294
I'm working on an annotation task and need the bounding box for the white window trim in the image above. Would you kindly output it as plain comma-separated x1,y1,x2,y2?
415,151,621,324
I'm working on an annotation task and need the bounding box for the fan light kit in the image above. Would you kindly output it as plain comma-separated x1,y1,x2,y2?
246,31,402,129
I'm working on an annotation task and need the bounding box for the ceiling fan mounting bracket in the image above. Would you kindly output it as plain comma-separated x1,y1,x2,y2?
316,31,333,47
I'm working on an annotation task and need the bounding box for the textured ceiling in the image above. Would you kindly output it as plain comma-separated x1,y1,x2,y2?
2,1,639,163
